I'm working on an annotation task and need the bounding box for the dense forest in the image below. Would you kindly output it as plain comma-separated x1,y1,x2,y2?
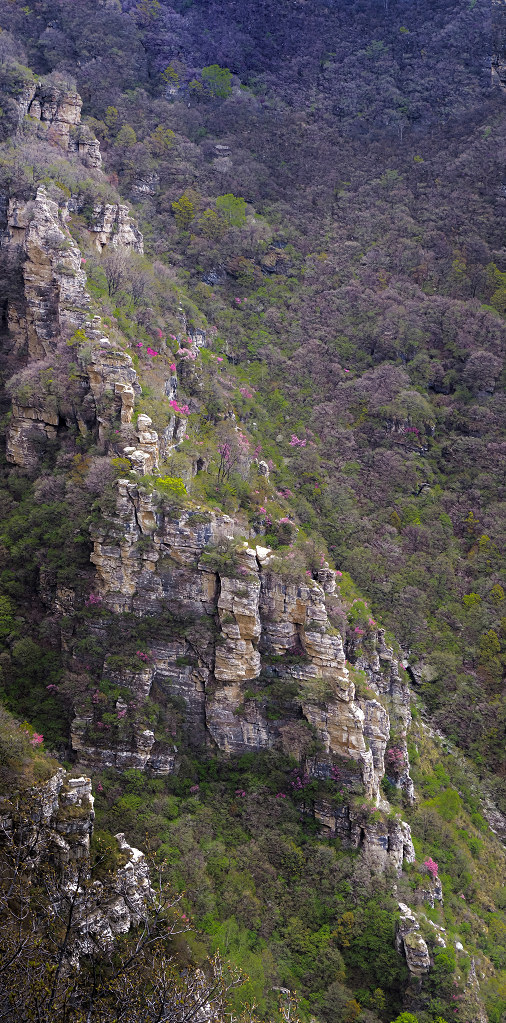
0,0,505,1021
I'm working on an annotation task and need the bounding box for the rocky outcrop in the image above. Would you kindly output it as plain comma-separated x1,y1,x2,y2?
1,186,89,359
84,493,414,869
78,833,153,952
396,903,431,976
0,768,94,867
26,78,102,168
356,629,415,803
6,402,59,469
1,180,416,874
0,767,153,955
84,202,144,254
314,800,415,875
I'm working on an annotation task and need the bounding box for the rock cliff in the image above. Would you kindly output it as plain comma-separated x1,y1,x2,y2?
1,174,417,876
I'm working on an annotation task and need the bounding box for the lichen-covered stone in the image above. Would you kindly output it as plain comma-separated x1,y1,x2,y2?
396,903,431,975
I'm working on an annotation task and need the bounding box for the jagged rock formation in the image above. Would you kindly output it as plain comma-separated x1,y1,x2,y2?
1,185,90,360
80,484,416,871
396,903,431,976
0,766,153,953
84,202,144,254
25,77,102,169
0,769,95,866
357,631,415,803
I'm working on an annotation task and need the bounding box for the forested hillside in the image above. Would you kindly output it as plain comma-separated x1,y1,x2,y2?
0,1,505,1021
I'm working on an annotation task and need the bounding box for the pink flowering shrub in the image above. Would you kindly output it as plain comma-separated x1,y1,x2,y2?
30,732,43,747
289,434,306,447
169,399,190,415
386,747,405,771
423,857,439,878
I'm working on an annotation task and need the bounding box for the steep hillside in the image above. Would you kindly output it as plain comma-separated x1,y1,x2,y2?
0,1,505,1022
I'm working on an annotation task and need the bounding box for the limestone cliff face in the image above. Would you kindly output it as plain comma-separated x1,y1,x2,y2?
25,78,102,168
2,185,90,360
84,202,144,254
79,481,416,872
1,182,416,874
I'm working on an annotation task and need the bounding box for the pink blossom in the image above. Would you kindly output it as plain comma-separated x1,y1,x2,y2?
169,399,190,415
344,369,350,373
46,684,58,691
146,347,158,356
30,733,43,746
423,857,439,878
170,363,176,372
190,784,200,794
157,329,163,338
136,342,143,347
235,297,241,304
306,570,311,576
117,709,127,719
97,782,103,792
336,570,342,577
276,793,286,799
170,334,176,340
217,357,223,362
259,506,266,513
235,788,246,796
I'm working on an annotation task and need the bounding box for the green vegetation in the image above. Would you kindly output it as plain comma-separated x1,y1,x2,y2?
0,2,505,1021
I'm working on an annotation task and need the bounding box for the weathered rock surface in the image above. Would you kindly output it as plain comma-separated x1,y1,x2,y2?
356,629,415,803
26,78,102,168
0,767,153,954
2,186,89,359
84,484,414,874
396,903,431,975
84,202,144,253
0,768,94,866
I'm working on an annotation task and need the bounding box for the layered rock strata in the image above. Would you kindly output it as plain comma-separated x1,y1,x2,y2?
1,178,416,874
78,484,416,870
